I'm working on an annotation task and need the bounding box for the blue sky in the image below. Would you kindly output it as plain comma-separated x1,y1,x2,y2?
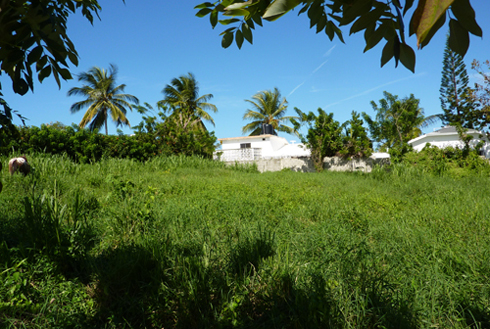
2,1,490,144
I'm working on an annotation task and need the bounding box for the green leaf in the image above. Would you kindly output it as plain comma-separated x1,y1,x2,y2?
52,67,61,89
246,18,255,29
58,68,72,80
210,11,218,28
341,0,373,26
39,65,52,83
350,6,386,35
36,55,48,72
196,8,213,17
223,9,249,16
449,18,469,57
418,12,445,48
308,1,323,27
325,20,335,40
222,31,234,48
219,18,240,25
27,46,43,65
315,15,326,33
450,0,482,37
242,23,253,44
410,0,454,48
399,43,415,72
194,2,214,9
333,22,344,43
364,23,387,52
13,78,29,95
225,1,253,10
235,29,244,49
393,35,400,67
252,14,263,26
298,3,309,15
68,51,79,66
219,27,237,36
263,0,301,22
403,0,415,15
221,0,235,7
381,39,394,67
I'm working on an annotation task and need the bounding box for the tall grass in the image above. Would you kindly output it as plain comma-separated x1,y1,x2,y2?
1,153,490,328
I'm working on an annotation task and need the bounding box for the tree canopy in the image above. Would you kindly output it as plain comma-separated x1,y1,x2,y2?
0,0,103,96
159,73,218,133
68,64,138,135
471,60,490,138
439,36,477,128
362,91,436,154
195,0,482,72
242,88,296,136
293,107,344,171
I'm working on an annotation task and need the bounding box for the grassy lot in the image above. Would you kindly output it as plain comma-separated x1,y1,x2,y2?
1,153,490,328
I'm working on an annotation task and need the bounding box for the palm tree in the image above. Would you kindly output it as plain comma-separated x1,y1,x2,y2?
158,73,217,132
242,88,297,136
68,64,139,135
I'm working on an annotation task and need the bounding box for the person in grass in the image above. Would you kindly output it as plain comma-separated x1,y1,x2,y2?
8,155,30,176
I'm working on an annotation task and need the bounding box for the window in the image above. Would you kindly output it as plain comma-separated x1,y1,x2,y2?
240,143,251,149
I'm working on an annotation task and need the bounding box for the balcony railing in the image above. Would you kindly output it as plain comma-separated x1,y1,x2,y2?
214,148,262,161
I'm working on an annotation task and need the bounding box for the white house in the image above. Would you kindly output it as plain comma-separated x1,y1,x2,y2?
408,125,490,158
215,134,310,161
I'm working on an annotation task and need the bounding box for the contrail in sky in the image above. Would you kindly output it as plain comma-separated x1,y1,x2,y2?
288,82,305,97
323,72,427,109
288,45,337,97
312,60,329,74
324,45,336,57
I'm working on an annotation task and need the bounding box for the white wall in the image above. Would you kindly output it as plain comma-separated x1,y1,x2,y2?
410,133,490,158
219,135,304,158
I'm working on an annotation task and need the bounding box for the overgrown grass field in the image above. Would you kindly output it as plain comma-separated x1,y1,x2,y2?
1,153,490,328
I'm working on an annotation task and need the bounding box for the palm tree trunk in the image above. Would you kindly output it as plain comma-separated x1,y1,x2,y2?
105,118,108,135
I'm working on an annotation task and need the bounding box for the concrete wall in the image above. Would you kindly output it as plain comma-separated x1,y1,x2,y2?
221,156,390,173
323,156,390,173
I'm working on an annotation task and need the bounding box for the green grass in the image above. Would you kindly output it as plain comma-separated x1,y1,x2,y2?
1,153,490,328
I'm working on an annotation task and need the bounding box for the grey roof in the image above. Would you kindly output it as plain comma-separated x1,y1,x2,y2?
435,126,457,133
433,125,481,134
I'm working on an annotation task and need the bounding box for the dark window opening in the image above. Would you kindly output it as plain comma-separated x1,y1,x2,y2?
240,143,251,149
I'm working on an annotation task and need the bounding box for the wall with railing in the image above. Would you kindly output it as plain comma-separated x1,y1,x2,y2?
214,149,390,173
214,148,262,161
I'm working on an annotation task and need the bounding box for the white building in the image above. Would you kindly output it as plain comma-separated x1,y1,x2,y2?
408,126,490,158
215,134,310,161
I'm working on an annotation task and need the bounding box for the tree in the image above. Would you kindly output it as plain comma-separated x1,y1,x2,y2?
293,108,343,171
0,0,105,135
159,73,218,132
439,36,477,128
0,0,103,96
195,0,482,72
242,88,297,135
471,59,490,138
362,92,437,157
340,111,373,159
132,102,217,158
68,64,138,135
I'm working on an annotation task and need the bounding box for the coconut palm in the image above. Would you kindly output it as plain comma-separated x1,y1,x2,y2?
242,88,297,136
68,64,139,135
158,73,217,132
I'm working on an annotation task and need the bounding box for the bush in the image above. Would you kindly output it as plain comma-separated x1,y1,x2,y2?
403,144,490,177
0,121,217,162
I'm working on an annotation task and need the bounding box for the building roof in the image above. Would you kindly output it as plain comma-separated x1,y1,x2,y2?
218,134,278,142
408,126,483,144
